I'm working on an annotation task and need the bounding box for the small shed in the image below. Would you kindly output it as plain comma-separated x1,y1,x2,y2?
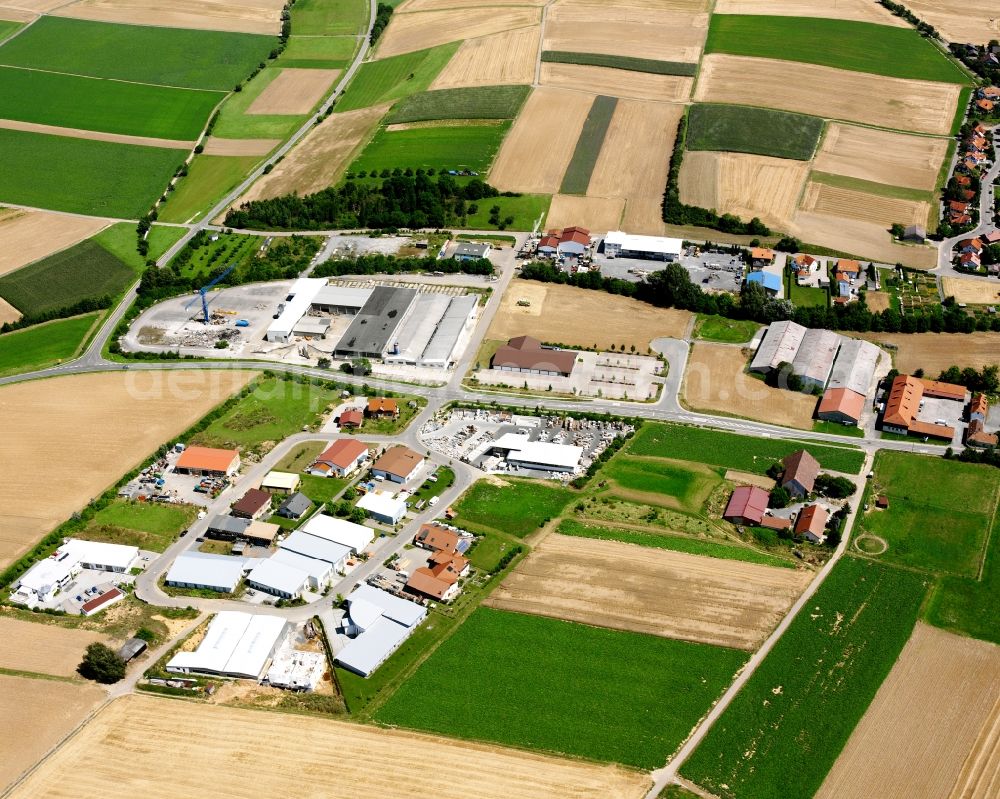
875,495,889,509
118,638,148,662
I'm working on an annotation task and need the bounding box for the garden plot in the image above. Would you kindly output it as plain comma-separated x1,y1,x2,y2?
246,67,340,115
51,0,286,34
800,181,931,228
0,209,108,277
540,62,692,102
430,25,539,88
0,616,107,676
375,5,540,59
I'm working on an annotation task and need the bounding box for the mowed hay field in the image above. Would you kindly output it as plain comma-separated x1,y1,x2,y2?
800,181,931,228
431,26,539,89
942,277,1000,306
0,370,255,570
488,279,692,350
903,0,1000,43
0,616,105,676
51,0,286,34
855,331,1000,373
7,694,651,799
490,87,593,194
816,623,1000,799
0,674,105,793
375,6,541,59
813,123,950,192
487,533,811,649
0,208,107,277
678,150,807,230
540,63,692,102
695,55,961,135
246,67,339,114
791,211,937,269
714,0,907,26
683,342,818,429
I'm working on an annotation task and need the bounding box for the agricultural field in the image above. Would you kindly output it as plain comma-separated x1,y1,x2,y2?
348,122,509,173
893,0,999,44
0,616,107,677
816,622,1000,799
7,694,651,799
431,26,540,89
0,209,108,278
386,84,530,124
51,0,287,35
246,68,340,115
451,477,573,538
692,314,759,344
545,194,624,232
856,331,1000,373
277,34,357,69
80,499,197,552
486,533,811,649
799,181,931,229
540,62,693,103
789,210,938,269
377,607,747,769
374,5,541,60
685,104,823,161
159,155,262,224
680,557,928,799
209,69,307,141
0,370,255,570
600,455,721,512
335,44,459,112
202,137,280,156
714,0,907,26
542,52,697,76
941,277,1000,306
291,0,368,36
560,95,618,195
0,313,100,376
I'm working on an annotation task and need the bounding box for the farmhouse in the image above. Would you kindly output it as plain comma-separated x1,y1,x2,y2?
795,504,829,544
970,393,989,423
746,270,782,296
750,320,807,374
231,488,272,520
538,226,591,257
261,471,299,495
881,374,963,440
206,515,252,541
371,446,424,483
966,419,999,448
488,433,584,473
174,446,240,477
723,486,770,526
791,329,840,390
357,491,407,525
167,611,288,680
308,439,369,478
781,450,820,498
165,552,245,593
278,530,350,571
818,388,867,426
10,539,140,606
491,335,577,377
336,584,427,678
414,523,461,553
451,241,491,261
603,231,683,261
246,559,309,600
277,491,311,519
300,514,374,554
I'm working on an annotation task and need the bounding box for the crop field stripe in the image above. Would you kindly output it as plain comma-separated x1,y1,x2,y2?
808,171,935,203
0,312,100,376
335,43,460,113
541,51,696,77
349,122,510,173
705,15,971,84
386,84,530,124
560,95,617,195
685,103,823,161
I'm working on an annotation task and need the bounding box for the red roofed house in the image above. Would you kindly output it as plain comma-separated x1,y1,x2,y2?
414,523,459,553
781,450,820,498
959,238,983,254
960,252,982,268
308,438,369,478
949,201,970,214
405,569,458,602
966,419,999,449
491,335,577,377
795,505,829,544
818,388,866,426
367,397,399,418
536,226,591,258
836,259,861,277
970,393,989,423
983,231,1000,244
175,446,240,477
751,247,775,267
977,99,995,113
723,486,770,526
339,409,364,429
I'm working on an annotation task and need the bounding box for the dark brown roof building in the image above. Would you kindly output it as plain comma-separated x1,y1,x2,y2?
781,450,820,498
491,336,577,376
231,488,272,519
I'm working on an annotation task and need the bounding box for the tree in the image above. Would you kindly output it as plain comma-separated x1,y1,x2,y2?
768,486,791,509
890,222,906,239
78,643,126,684
814,474,855,499
349,508,367,524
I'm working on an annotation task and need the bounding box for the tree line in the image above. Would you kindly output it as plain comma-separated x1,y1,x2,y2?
0,295,112,335
313,253,493,278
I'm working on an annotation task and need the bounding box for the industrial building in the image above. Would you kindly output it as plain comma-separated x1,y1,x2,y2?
165,551,245,593
825,339,880,395
488,433,583,473
206,515,252,540
10,539,140,606
491,335,577,377
300,514,374,554
603,231,683,261
278,530,350,571
269,548,333,590
746,271,782,296
265,277,329,344
174,446,240,477
334,285,418,359
246,558,309,599
791,329,840,390
167,611,288,680
336,584,427,678
538,226,591,258
817,388,866,426
357,492,407,525
266,647,326,691
371,446,424,483
881,374,963,440
750,320,807,374
451,241,491,261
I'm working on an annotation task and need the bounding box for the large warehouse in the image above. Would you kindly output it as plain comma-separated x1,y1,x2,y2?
749,320,807,374
489,433,584,473
334,285,418,359
825,339,881,395
603,231,683,261
791,329,841,390
165,551,245,593
491,335,577,377
336,584,426,678
383,293,479,368
167,611,287,680
10,539,140,606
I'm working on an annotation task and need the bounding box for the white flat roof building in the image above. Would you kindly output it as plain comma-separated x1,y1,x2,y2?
165,552,245,593
335,585,427,677
300,514,374,554
603,231,683,261
489,433,584,472
246,558,309,599
357,492,407,525
266,648,326,691
11,539,140,605
311,286,373,315
420,294,478,368
61,539,139,573
750,320,807,373
279,531,350,570
265,277,328,343
384,293,451,365
167,611,287,679
269,548,333,589
261,471,300,493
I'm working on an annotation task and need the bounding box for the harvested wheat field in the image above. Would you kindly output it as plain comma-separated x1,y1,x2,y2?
904,0,999,43
0,209,107,277
549,0,710,23
0,370,255,570
541,63,693,103
431,26,539,89
0,617,107,677
865,291,892,312
683,342,817,429
52,0,283,33
942,277,1000,306
487,533,811,649
0,118,193,149
714,0,907,26
816,623,1000,799
490,87,593,193
800,182,930,228
0,5,34,21
200,137,279,157
854,331,1000,373
679,150,807,230
723,469,775,489
401,0,545,9
489,279,691,350
0,0,66,14
547,195,624,232
235,104,389,205
0,297,21,324
7,694,651,799
246,68,339,115
621,198,672,235
544,15,708,62
0,674,105,793
813,124,949,192
375,6,540,59
695,55,961,135
791,211,937,269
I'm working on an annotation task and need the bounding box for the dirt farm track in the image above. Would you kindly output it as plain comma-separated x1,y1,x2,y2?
6,695,651,799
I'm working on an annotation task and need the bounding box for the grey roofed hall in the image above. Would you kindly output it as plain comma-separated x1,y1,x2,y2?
749,320,806,373
791,329,841,388
826,338,880,396
206,515,252,536
334,285,418,358
278,530,350,566
278,491,311,518
421,294,478,365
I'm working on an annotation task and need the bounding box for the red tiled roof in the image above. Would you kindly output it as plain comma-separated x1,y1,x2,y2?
909,420,955,439
760,515,792,531
723,485,770,525
175,446,238,473
971,393,989,416
405,568,452,600
316,438,368,469
920,378,965,401
837,259,861,274
340,409,364,427
795,505,828,537
884,374,922,428
818,388,865,422
415,523,459,553
81,587,124,614
782,450,820,493
367,397,398,415
492,336,577,375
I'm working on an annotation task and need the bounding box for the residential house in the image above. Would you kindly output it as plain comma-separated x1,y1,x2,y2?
414,523,460,553
781,450,820,498
970,393,989,423
836,259,861,279
277,491,312,520
959,238,983,254
371,446,424,483
339,409,364,429
308,438,369,478
367,398,399,418
231,488,272,520
750,247,775,267
795,504,829,544
966,419,999,448
722,486,770,526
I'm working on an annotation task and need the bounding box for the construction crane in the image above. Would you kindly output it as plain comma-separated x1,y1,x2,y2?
184,263,237,324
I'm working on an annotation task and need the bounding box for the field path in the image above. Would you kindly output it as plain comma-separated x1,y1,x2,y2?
0,118,194,149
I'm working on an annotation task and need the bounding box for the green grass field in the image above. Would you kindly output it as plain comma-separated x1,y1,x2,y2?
277,35,357,68
452,478,574,537
0,313,99,375
292,0,368,35
335,43,459,112
98,223,186,270
541,51,696,76
602,455,720,512
705,15,970,84
386,85,530,124
0,67,220,140
376,607,747,768
0,16,275,90
349,122,509,173
211,68,306,141
463,192,549,231
82,500,197,552
686,104,824,161
0,127,182,217
160,155,263,223
560,95,617,195
786,271,830,308
627,423,865,475
809,171,936,204
0,239,136,316
680,557,927,799
693,314,759,343
0,20,22,40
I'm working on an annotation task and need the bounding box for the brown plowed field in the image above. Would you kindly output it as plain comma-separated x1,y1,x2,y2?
544,14,708,62
903,0,999,43
816,623,1000,799
6,694,651,799
489,86,593,193
0,370,255,570
540,62,693,102
0,617,107,677
546,194,624,232
695,55,961,135
487,533,811,649
0,674,105,793
0,118,193,149
678,150,807,230
201,137,280,156
51,0,284,34
942,277,1000,305
790,211,937,269
853,331,1000,373
431,25,539,88
246,68,339,115
234,104,389,205
800,182,930,228
683,342,817,430
0,208,107,277
813,124,949,191
375,6,540,59
488,279,692,350
714,0,907,26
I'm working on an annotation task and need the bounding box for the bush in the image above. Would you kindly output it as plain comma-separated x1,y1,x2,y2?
815,474,856,499
78,642,126,684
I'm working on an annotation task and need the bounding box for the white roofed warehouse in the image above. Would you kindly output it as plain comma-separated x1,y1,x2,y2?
246,559,309,599
489,433,584,473
749,320,807,374
300,514,374,554
357,492,407,525
167,611,288,680
603,231,683,261
791,329,841,391
335,585,427,678
165,552,245,594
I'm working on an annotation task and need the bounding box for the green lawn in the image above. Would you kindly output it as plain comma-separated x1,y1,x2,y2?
211,68,306,140
82,500,197,552
300,474,349,505
602,455,721,512
686,104,824,161
693,314,759,343
410,466,455,504
812,420,865,438
0,16,275,90
292,0,368,35
462,192,550,231
786,270,830,308
627,423,865,474
387,85,530,124
159,155,263,223
541,51,696,76
705,15,970,84
560,95,617,195
0,20,22,40
278,35,357,68
0,127,182,217
465,531,521,572
376,607,747,769
335,43,459,112
451,478,574,537
0,313,99,375
349,122,509,173
680,557,928,799
0,67,221,140
99,223,187,269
